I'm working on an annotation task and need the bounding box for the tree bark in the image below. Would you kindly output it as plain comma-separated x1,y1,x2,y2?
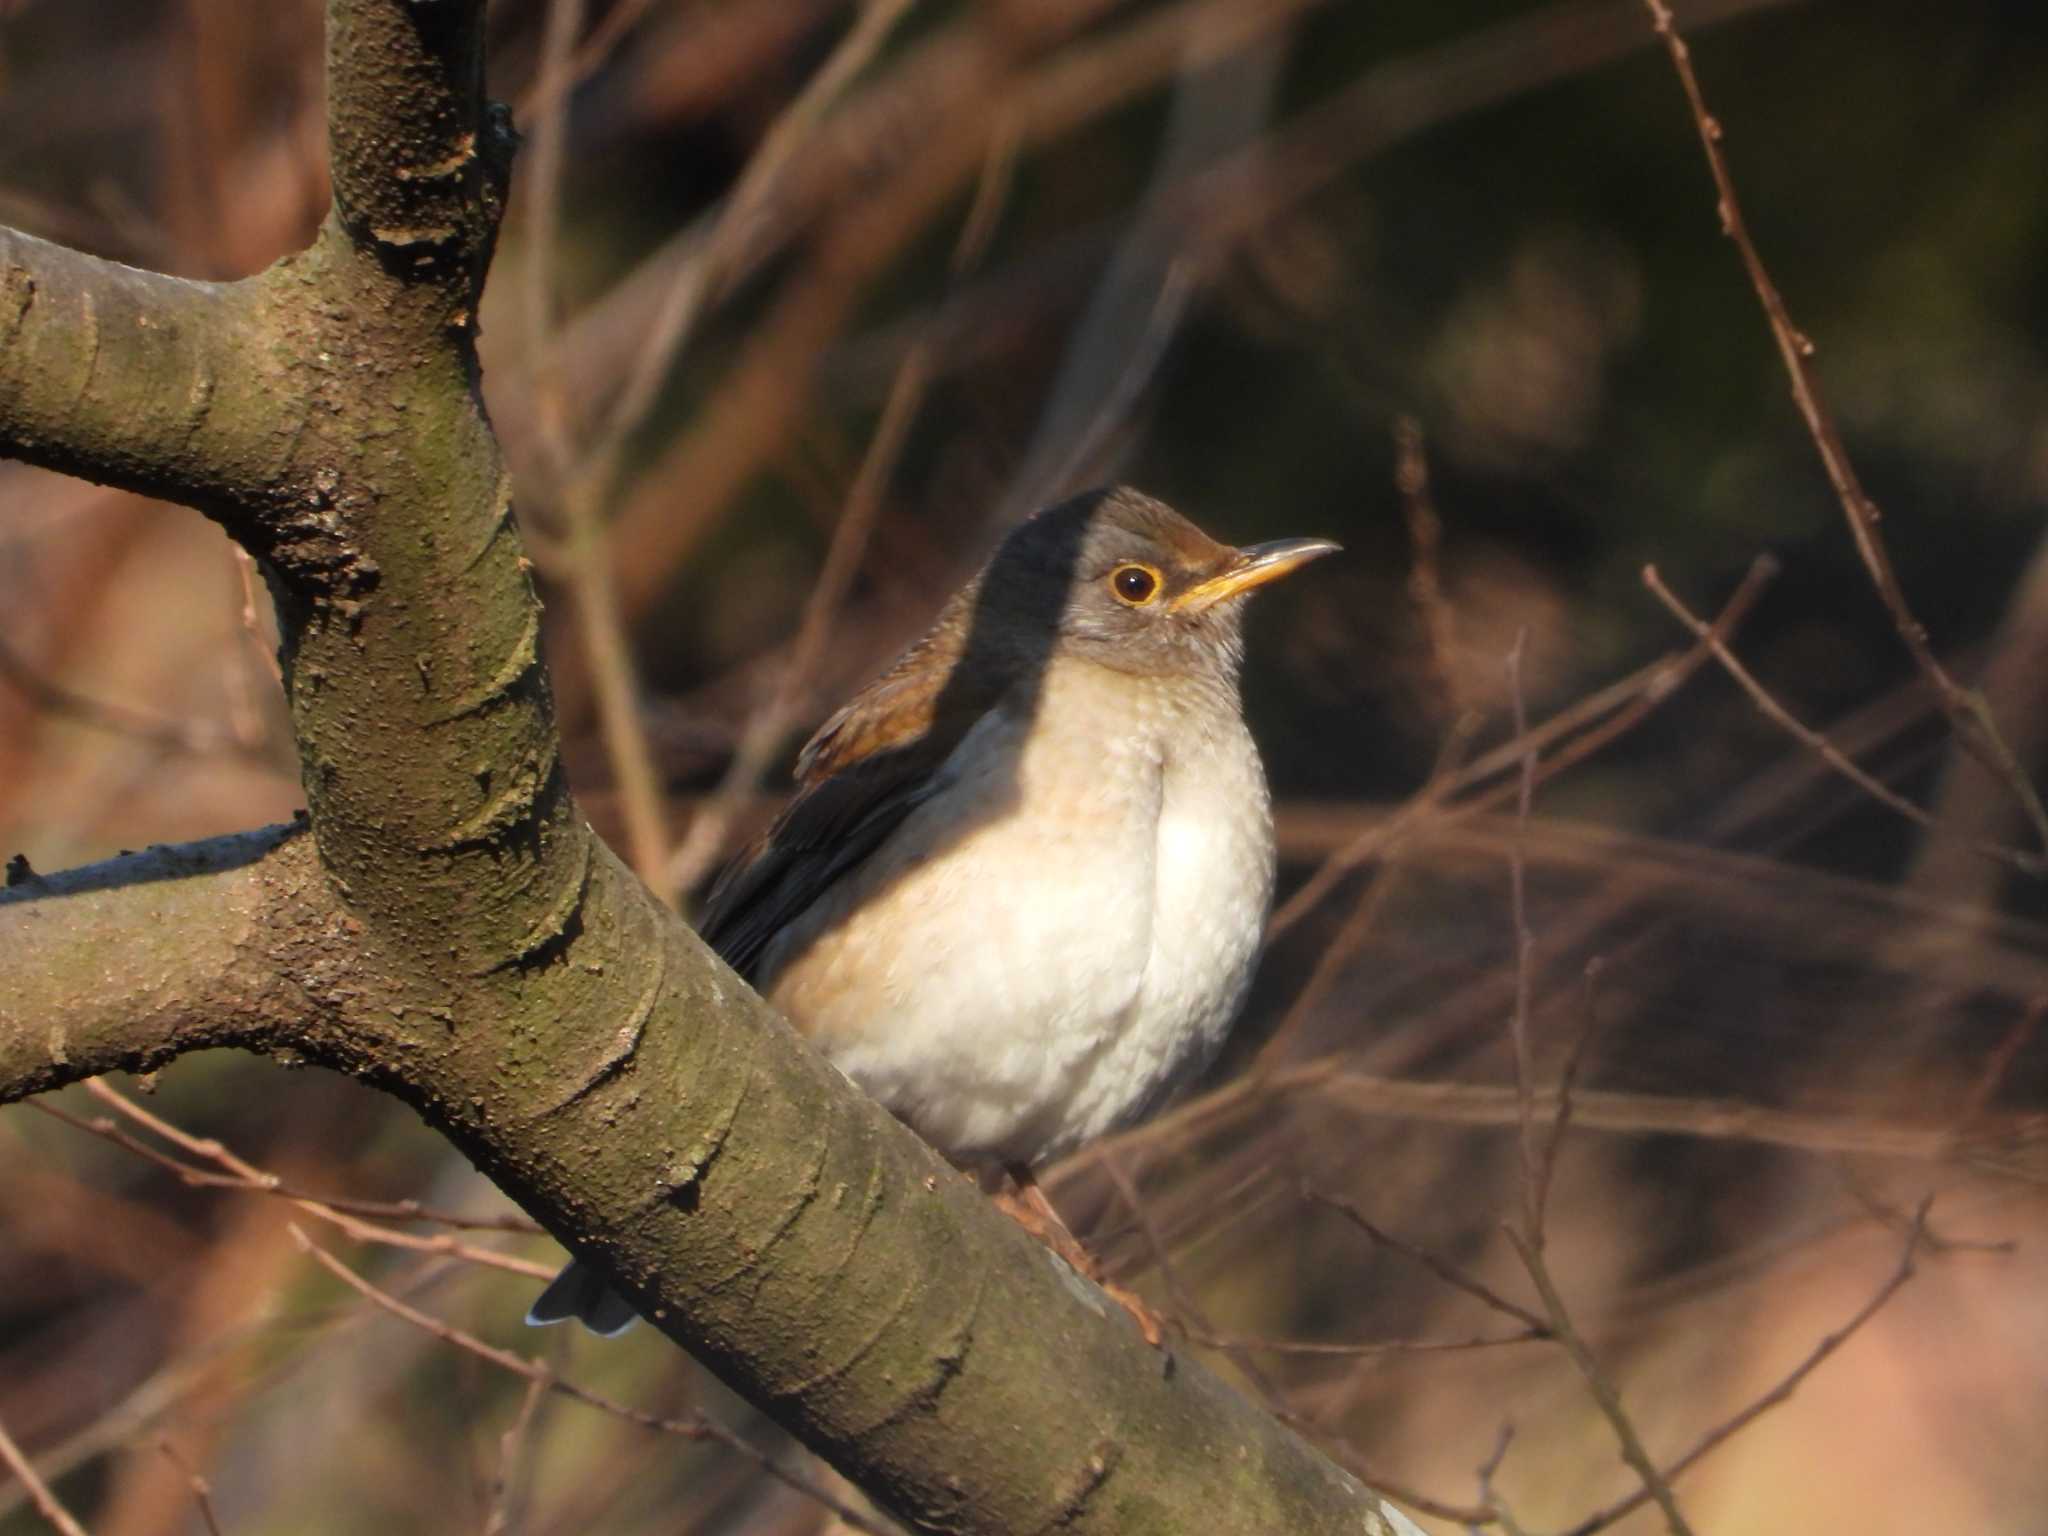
0,4,1420,1533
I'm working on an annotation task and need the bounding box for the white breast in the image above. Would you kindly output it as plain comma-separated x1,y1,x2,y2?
757,658,1274,1168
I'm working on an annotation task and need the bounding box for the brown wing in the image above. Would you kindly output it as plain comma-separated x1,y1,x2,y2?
697,583,1008,980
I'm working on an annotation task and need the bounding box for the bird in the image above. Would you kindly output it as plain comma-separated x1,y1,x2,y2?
529,486,1338,1340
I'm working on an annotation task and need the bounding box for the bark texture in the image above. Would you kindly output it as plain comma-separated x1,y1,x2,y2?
0,4,1418,1532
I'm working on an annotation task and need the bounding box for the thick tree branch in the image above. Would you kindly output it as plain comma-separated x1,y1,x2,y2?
0,2,1424,1532
0,826,1418,1536
0,826,337,1101
326,0,507,294
0,229,291,520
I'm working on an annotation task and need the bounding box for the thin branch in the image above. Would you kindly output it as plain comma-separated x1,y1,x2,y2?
31,1098,542,1232
154,1441,225,1536
1958,996,2045,1131
54,1085,556,1281
520,0,673,890
1185,1329,1543,1358
659,313,931,899
1472,1424,1530,1536
1643,565,2044,876
481,1377,547,1536
662,114,1016,900
1306,1188,1550,1337
1047,255,1196,498
0,1414,91,1536
1826,1165,2010,1258
1251,732,1453,1066
1502,1224,1696,1536
1314,1441,1498,1529
1270,554,1779,939
1249,445,1489,1067
1531,959,1605,1241
591,0,923,475
1555,1200,1932,1536
1639,0,2048,859
287,1225,890,1535
225,545,281,743
1316,1067,2045,1178
513,0,663,120
1503,631,1542,1243
529,0,925,892
0,634,270,763
603,0,1326,627
1394,415,1468,720
1100,1152,1300,1424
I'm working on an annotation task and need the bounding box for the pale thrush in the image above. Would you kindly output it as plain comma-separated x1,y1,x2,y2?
531,486,1338,1337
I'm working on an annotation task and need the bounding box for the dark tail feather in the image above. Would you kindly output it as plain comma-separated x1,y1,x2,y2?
525,1259,641,1337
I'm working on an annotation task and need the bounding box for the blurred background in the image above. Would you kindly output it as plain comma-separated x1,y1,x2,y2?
3,1,2046,1531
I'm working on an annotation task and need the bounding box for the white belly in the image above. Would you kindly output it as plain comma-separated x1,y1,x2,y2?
756,661,1274,1167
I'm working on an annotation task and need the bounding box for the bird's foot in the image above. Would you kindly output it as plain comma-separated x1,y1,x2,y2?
1097,1275,1167,1348
994,1163,1169,1348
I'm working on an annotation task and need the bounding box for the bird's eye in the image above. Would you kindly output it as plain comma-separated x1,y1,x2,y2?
1110,564,1161,605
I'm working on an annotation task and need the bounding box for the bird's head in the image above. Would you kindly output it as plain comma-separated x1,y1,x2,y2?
975,486,1339,684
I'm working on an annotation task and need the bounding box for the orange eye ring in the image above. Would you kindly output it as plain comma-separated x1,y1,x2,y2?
1109,563,1161,605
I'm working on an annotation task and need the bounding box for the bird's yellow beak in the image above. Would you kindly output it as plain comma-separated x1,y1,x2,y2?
1171,537,1341,613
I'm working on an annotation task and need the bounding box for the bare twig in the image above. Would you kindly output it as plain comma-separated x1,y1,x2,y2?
1097,1153,1313,1422
1394,415,1468,720
996,0,1290,521
1531,958,1605,1240
1471,1424,1530,1536
601,0,1327,628
1306,1188,1550,1336
1958,996,2045,1130
0,1263,391,1527
0,1414,91,1536
1502,1224,1696,1536
1827,1165,2011,1257
513,0,662,121
1503,632,1542,1243
662,114,1016,900
659,308,930,897
517,0,675,890
481,1376,547,1536
1249,429,1484,1070
1314,1441,1497,1529
592,0,923,471
1252,714,1480,1075
1185,1328,1543,1358
1099,1154,1195,1330
1643,565,2044,877
528,0,926,891
32,1098,541,1231
1497,626,1695,1533
1077,1049,2047,1193
1270,554,1779,938
43,1086,556,1281
225,544,279,747
0,634,269,763
1639,0,2048,860
1555,1200,1933,1536
522,0,586,466
287,1226,888,1535
1027,257,1197,509
155,1441,224,1536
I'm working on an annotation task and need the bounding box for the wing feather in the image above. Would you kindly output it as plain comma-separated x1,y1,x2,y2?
697,582,1008,979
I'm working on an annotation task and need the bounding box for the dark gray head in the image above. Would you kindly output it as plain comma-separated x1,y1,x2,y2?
973,487,1339,683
